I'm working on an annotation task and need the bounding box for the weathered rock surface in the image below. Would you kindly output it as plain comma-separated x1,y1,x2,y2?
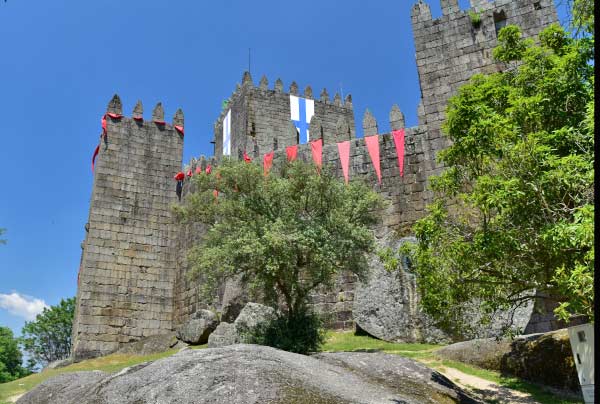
18,345,479,404
177,309,218,344
218,274,249,322
233,302,277,334
207,322,238,347
353,235,449,344
208,302,277,348
437,329,579,392
117,332,185,355
500,329,579,392
436,337,511,370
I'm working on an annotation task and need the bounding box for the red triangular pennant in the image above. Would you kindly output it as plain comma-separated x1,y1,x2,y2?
174,125,184,136
392,129,405,177
337,141,351,184
364,135,381,184
263,151,274,176
91,144,100,172
286,145,298,162
310,138,323,171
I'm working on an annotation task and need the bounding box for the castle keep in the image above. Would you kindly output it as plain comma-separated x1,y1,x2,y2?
72,0,558,360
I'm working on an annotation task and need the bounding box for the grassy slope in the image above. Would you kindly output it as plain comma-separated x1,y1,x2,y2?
322,332,583,404
0,332,582,404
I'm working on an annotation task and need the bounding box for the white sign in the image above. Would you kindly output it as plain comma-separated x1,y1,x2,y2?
568,323,594,403
222,109,231,156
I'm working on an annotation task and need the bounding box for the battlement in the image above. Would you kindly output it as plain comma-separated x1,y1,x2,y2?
213,71,356,161
412,0,556,25
103,94,185,136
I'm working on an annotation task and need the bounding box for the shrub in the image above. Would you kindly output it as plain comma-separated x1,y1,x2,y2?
244,309,326,355
469,10,482,28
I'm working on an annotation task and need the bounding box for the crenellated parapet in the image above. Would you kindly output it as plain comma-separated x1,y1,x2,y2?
212,71,355,162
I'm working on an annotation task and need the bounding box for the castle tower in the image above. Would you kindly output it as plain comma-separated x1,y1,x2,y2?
71,96,184,360
411,0,558,176
213,72,355,160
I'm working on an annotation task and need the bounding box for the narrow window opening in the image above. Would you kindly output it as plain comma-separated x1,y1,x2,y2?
296,128,300,145
273,138,278,151
493,10,507,36
533,2,541,10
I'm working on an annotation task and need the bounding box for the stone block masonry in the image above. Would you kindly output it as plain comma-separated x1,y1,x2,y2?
71,96,184,360
72,0,560,357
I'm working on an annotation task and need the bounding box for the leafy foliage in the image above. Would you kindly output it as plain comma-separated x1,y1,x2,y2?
174,159,383,324
400,22,594,336
0,228,6,245
0,327,29,383
21,298,75,368
244,309,326,354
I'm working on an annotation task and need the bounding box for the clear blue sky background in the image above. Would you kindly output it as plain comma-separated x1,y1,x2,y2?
0,0,568,335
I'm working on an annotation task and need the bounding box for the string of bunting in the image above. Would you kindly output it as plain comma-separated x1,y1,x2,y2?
171,130,406,197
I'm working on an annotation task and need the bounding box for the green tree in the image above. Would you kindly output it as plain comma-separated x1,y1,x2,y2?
0,228,6,245
0,326,28,383
174,160,383,349
397,21,594,337
21,297,75,368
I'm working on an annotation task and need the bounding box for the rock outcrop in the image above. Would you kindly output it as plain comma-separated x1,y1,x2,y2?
353,235,449,344
436,329,579,392
177,309,218,344
208,302,276,348
18,345,479,404
117,332,186,355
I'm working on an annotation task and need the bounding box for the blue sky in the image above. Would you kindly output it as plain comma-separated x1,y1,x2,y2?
0,0,568,335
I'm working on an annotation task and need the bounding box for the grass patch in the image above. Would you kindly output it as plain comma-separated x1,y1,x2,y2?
321,330,441,354
0,349,179,404
322,331,582,404
427,357,582,404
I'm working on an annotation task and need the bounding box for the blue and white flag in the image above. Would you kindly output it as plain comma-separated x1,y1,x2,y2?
222,109,231,156
290,95,314,144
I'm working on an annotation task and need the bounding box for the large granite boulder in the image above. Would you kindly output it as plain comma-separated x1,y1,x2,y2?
208,302,277,348
353,235,449,344
177,309,218,344
117,332,186,355
207,322,238,347
233,302,277,334
218,274,249,322
436,338,513,370
18,345,479,404
500,329,579,392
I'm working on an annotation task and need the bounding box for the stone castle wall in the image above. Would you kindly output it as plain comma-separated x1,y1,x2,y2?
72,0,560,357
71,97,184,360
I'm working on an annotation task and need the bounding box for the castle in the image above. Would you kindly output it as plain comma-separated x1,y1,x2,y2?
71,0,559,360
